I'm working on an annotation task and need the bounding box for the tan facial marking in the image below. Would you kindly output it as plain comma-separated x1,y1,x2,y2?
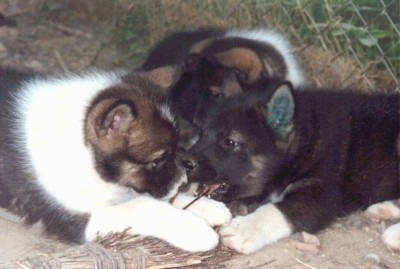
249,155,267,179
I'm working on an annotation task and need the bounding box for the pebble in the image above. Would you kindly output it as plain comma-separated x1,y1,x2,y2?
0,42,7,59
364,253,380,264
295,241,320,253
0,27,19,38
301,232,320,246
295,232,321,253
24,60,45,72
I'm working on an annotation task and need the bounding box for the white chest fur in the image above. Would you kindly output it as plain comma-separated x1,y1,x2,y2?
13,71,137,213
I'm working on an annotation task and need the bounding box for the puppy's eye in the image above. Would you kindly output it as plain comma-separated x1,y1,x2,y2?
223,138,238,148
151,152,167,168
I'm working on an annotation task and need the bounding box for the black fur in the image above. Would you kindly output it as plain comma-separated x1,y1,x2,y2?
182,80,400,234
140,29,299,126
140,29,224,71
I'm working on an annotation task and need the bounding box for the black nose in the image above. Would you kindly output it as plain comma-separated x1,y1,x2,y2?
182,159,197,171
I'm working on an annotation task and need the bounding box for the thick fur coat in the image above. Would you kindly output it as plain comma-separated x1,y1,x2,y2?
141,28,305,125
182,77,400,253
0,67,231,252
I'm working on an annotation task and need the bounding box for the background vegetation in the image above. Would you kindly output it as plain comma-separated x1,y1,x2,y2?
37,0,399,91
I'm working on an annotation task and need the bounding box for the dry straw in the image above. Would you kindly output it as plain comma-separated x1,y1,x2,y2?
12,229,236,269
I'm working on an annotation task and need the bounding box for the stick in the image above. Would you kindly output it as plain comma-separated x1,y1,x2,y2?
43,20,92,38
293,257,320,269
182,184,223,210
54,50,70,72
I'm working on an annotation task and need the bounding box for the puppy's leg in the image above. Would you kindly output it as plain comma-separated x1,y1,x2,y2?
172,193,232,226
219,203,292,254
85,196,219,252
220,178,334,254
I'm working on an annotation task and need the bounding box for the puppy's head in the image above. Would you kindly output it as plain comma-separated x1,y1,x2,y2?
171,36,288,125
85,67,186,199
181,80,296,203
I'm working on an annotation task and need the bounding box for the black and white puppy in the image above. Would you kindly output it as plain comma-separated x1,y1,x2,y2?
141,28,305,126
181,75,400,254
0,67,231,252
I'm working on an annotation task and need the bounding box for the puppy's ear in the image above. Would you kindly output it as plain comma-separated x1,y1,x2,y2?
145,66,182,91
219,73,243,97
264,82,295,141
101,103,136,138
214,48,262,84
189,38,214,54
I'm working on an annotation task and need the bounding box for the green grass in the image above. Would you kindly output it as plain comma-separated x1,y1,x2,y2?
113,0,399,74
37,0,399,88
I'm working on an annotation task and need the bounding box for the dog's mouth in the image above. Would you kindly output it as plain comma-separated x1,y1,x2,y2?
195,182,230,201
168,182,231,209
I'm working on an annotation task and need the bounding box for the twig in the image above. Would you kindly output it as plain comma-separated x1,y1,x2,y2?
43,20,92,38
54,50,70,73
182,195,204,210
147,259,202,269
182,184,223,210
293,257,320,269
247,259,276,269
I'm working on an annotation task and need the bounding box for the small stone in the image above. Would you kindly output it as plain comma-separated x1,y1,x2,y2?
0,42,7,59
364,253,380,264
24,60,45,72
301,232,320,246
382,223,400,252
366,201,400,221
295,241,320,253
0,27,19,38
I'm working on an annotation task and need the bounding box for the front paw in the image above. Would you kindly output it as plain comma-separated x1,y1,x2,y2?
220,214,264,254
172,194,232,226
85,197,219,252
219,204,292,254
163,209,220,252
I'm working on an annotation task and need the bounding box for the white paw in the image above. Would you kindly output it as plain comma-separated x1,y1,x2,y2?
219,203,292,254
382,223,400,252
366,201,400,221
85,196,219,252
158,208,220,252
172,194,232,226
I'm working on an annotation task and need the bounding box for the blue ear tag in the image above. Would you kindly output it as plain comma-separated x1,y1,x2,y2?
265,84,295,140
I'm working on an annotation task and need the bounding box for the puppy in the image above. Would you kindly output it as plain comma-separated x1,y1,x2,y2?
141,28,306,153
0,67,231,252
181,75,399,254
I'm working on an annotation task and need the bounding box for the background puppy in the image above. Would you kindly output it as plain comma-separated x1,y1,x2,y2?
141,28,305,125
140,28,306,153
181,75,399,254
0,67,230,252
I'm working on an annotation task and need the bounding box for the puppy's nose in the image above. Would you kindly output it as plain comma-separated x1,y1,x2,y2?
181,158,197,171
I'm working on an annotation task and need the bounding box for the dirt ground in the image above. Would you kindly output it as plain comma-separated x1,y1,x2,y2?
0,1,399,268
